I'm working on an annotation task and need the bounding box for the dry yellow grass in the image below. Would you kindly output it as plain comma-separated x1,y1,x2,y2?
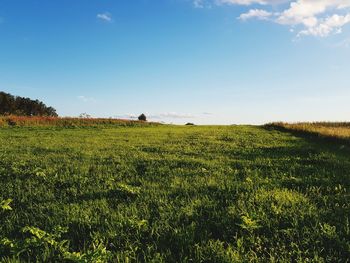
269,122,350,140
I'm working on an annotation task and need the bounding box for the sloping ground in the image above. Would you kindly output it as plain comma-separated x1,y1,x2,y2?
0,116,159,127
0,125,349,262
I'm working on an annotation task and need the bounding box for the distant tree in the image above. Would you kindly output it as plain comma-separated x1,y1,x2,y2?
79,113,92,118
185,123,195,126
138,113,147,121
0,91,58,117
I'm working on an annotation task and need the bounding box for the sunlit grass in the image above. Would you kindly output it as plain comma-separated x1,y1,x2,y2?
0,125,349,262
269,122,350,141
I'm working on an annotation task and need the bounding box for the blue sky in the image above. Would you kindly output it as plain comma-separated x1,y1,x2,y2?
0,0,349,124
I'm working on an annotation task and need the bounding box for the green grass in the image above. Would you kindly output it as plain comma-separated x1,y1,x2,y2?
0,125,350,262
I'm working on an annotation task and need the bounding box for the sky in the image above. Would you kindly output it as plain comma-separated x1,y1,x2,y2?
0,0,349,124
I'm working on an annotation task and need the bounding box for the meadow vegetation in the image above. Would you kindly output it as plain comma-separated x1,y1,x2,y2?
269,122,350,142
0,124,350,262
0,116,157,128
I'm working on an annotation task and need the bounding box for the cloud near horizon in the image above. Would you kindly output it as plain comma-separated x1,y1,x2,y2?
196,0,350,37
150,112,197,119
114,112,214,120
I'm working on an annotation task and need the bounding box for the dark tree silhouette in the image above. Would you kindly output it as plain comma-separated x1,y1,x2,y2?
0,91,58,117
138,113,147,121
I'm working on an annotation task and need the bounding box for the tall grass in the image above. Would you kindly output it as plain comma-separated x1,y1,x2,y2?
267,122,350,141
0,116,159,128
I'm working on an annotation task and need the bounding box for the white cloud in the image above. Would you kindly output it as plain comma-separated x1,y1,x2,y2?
239,9,273,20
201,0,350,37
217,0,288,5
297,13,350,37
97,12,113,22
276,1,350,37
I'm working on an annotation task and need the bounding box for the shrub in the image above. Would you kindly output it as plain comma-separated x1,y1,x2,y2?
138,114,147,121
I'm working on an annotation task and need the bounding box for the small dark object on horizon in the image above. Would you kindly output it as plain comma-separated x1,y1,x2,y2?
185,123,195,126
138,113,147,121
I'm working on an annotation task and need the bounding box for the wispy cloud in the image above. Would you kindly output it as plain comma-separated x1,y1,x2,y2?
217,0,289,5
194,0,205,8
150,112,197,119
238,9,273,21
114,112,201,120
77,95,96,103
113,114,138,120
193,0,213,8
97,12,113,23
197,0,350,37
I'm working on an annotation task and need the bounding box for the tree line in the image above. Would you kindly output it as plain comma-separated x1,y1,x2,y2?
0,91,58,117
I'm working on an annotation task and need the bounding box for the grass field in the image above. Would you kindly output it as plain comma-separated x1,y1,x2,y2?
1,125,350,262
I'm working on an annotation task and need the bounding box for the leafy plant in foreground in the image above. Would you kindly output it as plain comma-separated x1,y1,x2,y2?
0,199,13,211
